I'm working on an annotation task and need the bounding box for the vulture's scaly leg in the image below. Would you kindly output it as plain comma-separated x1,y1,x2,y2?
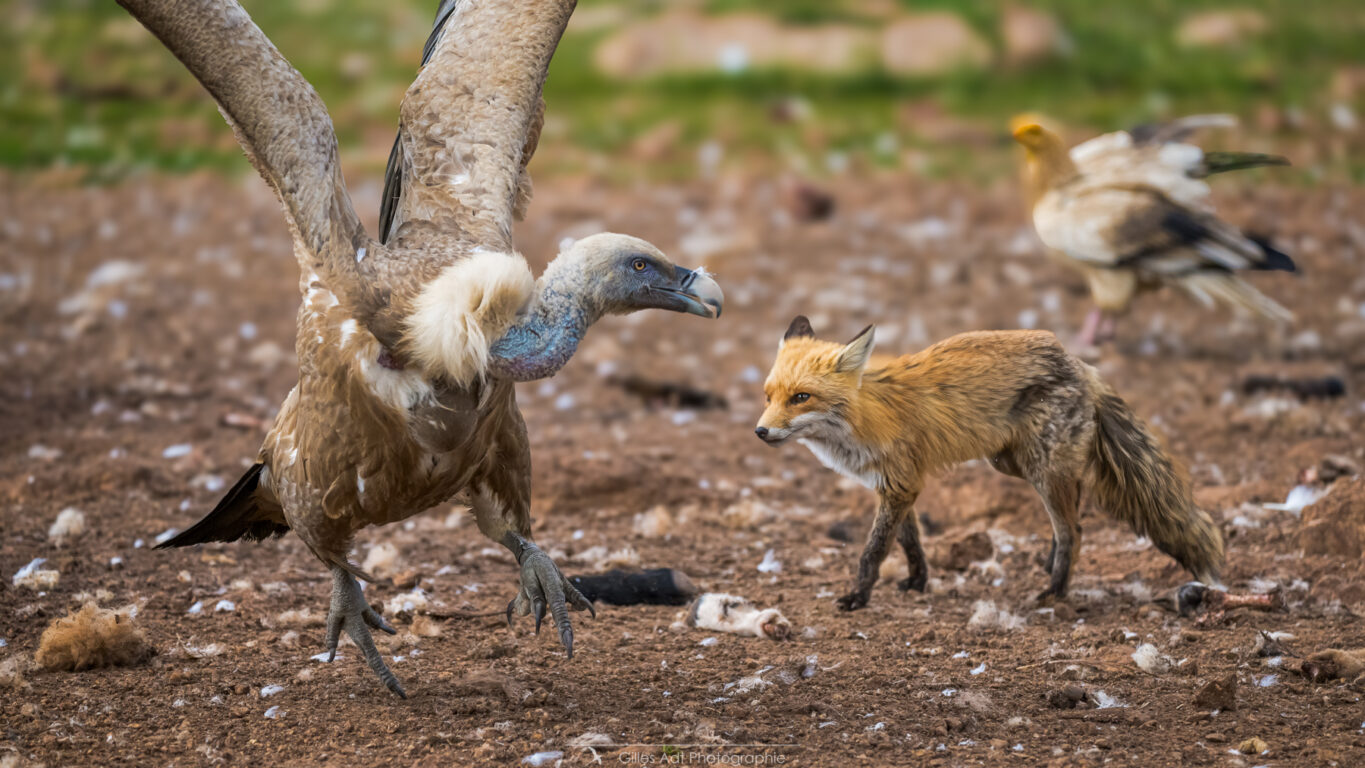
502,531,595,658
325,567,405,698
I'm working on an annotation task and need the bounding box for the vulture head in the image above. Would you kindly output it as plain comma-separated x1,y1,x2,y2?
478,232,723,382
557,233,723,320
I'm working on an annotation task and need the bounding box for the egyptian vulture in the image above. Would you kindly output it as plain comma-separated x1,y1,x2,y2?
1012,116,1294,347
121,0,723,698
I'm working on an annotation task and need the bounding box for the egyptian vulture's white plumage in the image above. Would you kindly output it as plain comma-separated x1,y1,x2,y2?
121,0,723,697
1013,116,1294,347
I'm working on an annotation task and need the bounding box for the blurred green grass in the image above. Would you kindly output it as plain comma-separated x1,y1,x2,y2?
3,0,1362,182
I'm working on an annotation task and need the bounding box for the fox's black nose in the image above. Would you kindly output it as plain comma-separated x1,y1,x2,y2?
754,427,769,439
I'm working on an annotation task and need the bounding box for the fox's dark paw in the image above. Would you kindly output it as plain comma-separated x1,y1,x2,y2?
897,575,927,593
836,591,869,611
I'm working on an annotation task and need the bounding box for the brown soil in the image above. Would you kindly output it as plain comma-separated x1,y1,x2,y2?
2,172,1364,766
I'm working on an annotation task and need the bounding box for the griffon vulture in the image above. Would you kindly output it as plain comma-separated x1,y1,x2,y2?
120,0,723,697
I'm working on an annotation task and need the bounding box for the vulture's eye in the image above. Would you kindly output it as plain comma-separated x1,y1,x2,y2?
789,393,811,405
632,258,647,272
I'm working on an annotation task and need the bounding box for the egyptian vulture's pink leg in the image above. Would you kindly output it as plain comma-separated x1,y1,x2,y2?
1078,307,1104,348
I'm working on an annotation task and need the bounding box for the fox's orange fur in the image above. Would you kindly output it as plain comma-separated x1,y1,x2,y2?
756,316,1223,610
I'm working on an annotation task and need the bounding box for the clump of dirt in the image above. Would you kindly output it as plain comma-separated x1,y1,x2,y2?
1297,477,1365,558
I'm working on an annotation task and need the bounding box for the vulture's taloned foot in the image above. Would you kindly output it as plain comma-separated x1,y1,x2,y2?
502,532,595,659
325,567,406,698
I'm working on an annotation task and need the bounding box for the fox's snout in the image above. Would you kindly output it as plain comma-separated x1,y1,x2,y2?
754,426,771,441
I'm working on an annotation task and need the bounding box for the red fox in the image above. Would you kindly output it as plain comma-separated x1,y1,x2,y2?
755,316,1224,611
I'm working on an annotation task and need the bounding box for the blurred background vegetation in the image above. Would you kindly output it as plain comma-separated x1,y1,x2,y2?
3,0,1363,183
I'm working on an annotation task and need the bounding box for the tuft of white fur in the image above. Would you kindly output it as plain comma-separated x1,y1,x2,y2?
966,600,1025,631
48,508,87,546
404,251,534,386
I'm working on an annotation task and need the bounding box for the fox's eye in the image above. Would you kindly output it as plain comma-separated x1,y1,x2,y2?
632,258,647,272
789,393,811,405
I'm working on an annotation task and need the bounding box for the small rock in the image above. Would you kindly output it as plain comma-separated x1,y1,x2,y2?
1000,6,1070,65
882,13,991,75
1205,732,1227,744
1238,737,1269,755
1176,9,1267,48
391,569,420,590
941,531,993,571
1047,684,1087,709
1193,672,1237,711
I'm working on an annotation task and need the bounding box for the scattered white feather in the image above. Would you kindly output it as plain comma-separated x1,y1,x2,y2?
361,542,399,577
162,443,192,459
1092,691,1125,709
384,589,430,618
154,528,179,545
757,549,782,574
967,600,1025,631
260,684,285,698
263,705,283,719
214,600,235,613
1263,485,1329,516
187,601,203,615
970,663,986,675
13,558,59,590
632,506,672,538
176,642,225,658
1132,643,1173,674
522,751,563,766
1256,674,1278,688
48,508,87,545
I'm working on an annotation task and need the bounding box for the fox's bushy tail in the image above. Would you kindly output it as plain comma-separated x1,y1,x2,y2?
1085,374,1224,583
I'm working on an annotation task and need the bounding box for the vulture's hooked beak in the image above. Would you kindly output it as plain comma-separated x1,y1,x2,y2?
659,266,724,319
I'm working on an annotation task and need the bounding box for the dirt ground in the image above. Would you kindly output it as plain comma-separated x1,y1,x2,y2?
2,170,1364,766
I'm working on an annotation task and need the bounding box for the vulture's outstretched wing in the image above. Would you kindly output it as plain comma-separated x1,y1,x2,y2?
378,0,460,244
117,0,367,283
382,0,572,249
1070,116,1287,208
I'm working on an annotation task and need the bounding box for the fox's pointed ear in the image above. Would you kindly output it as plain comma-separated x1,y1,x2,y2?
779,315,815,348
836,325,875,374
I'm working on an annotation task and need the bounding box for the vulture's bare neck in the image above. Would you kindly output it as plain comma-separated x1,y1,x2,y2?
487,258,604,382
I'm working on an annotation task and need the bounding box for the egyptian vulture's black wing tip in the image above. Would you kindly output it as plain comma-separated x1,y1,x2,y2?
1247,235,1297,273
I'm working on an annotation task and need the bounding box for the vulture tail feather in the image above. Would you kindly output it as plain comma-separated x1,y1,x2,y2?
1180,272,1293,324
157,463,287,548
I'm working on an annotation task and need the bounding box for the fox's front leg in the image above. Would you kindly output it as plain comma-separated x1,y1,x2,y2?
837,489,917,611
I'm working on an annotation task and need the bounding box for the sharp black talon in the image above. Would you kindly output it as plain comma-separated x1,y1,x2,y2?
586,601,597,620
561,626,574,659
505,598,516,627
533,600,546,634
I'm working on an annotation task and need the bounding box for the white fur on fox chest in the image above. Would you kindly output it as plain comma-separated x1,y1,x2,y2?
799,437,882,490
